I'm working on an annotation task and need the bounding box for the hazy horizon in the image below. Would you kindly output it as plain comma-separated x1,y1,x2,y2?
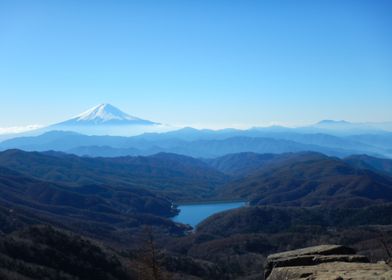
0,103,392,135
1,0,391,130
2,2,392,279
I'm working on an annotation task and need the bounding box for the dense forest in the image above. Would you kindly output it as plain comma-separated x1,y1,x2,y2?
0,149,392,279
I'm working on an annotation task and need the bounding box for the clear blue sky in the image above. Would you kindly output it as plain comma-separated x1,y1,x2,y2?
0,0,391,128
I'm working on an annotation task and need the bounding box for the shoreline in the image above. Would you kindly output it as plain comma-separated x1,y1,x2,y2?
172,199,248,207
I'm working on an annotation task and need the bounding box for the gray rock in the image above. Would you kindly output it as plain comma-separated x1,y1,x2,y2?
264,245,374,279
267,262,392,280
267,245,356,261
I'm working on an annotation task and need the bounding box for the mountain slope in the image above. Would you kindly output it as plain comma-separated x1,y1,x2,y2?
0,165,174,217
197,204,392,237
55,103,158,126
0,225,135,280
205,152,279,177
220,153,392,207
344,154,392,177
0,167,193,251
159,137,365,158
2,104,168,137
0,149,228,200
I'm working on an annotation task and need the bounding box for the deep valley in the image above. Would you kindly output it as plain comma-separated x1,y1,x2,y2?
0,147,391,279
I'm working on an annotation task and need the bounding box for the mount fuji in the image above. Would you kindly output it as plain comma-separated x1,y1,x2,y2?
55,103,158,126
44,103,169,136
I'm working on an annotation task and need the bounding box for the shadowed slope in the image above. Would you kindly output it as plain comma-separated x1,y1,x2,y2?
0,149,228,200
220,153,392,207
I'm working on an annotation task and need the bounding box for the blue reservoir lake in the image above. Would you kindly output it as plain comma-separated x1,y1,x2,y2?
172,201,246,228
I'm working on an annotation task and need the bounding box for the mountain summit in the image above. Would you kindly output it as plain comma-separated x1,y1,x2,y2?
37,103,168,136
316,120,351,125
57,103,158,126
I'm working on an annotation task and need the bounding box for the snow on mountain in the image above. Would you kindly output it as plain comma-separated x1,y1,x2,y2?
2,104,390,140
56,103,158,126
75,103,140,122
35,103,174,136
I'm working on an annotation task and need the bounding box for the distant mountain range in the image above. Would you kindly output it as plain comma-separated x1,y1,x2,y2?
0,104,391,158
1,103,392,139
303,119,392,134
1,128,392,158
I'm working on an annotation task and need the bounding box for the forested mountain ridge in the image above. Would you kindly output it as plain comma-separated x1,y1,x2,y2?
0,149,228,200
219,152,392,207
1,150,392,279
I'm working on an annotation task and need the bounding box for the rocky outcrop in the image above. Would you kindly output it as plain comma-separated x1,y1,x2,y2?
265,244,392,280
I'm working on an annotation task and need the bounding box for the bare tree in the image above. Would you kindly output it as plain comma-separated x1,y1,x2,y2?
379,237,392,263
135,226,170,280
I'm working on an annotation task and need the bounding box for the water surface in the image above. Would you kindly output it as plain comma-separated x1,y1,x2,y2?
172,201,246,228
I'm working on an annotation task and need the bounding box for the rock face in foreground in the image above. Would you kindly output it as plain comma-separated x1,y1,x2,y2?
265,244,392,280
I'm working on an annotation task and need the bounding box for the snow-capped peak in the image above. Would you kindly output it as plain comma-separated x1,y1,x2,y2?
74,103,142,122
55,103,158,126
